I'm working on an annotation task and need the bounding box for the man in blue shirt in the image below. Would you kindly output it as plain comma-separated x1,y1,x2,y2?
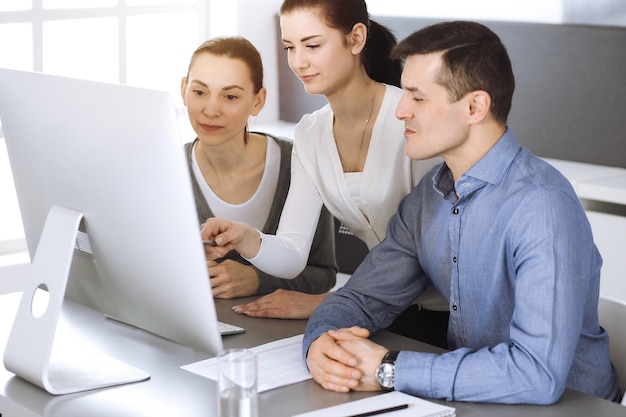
303,20,620,404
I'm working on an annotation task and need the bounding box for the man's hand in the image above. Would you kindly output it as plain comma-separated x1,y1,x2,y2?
306,330,362,392
332,328,389,391
306,326,384,392
232,290,328,319
208,260,260,299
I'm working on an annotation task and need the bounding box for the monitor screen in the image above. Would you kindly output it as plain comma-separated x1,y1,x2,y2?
0,68,223,357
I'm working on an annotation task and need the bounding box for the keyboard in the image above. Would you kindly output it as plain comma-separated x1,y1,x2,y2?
218,321,245,335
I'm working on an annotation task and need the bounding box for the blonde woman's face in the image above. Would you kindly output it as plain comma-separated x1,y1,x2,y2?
181,53,264,146
280,9,359,97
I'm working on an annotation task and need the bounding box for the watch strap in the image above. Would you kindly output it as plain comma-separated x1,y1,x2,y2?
381,350,399,364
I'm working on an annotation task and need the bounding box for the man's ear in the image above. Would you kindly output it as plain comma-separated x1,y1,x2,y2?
349,22,367,55
467,90,491,124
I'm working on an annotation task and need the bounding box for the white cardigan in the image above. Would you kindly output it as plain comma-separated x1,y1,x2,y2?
250,85,438,278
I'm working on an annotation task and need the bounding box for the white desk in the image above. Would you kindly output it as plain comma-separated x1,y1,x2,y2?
543,158,626,301
0,291,623,417
543,158,626,205
578,173,626,206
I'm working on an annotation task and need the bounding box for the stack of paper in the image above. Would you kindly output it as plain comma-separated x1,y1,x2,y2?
181,334,311,392
291,391,455,417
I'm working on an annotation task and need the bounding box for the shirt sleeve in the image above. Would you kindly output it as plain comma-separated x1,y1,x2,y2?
255,205,338,294
395,188,602,404
305,186,609,404
245,145,324,279
303,191,431,355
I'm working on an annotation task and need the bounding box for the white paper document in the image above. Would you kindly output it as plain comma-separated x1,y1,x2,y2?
291,391,455,417
181,334,311,392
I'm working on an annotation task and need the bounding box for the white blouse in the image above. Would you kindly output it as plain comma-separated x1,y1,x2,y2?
248,85,439,278
191,136,280,230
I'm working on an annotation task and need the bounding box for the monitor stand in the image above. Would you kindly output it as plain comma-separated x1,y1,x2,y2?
3,205,150,395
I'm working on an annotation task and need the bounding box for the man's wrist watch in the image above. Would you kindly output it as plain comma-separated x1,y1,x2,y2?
376,350,399,391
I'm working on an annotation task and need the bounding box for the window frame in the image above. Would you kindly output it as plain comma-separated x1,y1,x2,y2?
0,0,210,256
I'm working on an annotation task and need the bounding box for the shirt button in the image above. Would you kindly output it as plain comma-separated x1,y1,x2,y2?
452,304,458,311
453,208,459,215
453,256,457,263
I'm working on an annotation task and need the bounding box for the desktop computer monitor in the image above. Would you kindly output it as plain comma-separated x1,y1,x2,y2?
0,68,224,394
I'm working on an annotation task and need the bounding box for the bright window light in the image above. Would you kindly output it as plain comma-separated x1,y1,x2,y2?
0,24,33,71
126,12,198,104
0,0,32,11
0,142,25,244
42,0,118,8
0,1,208,255
127,0,195,5
209,0,236,36
43,18,119,83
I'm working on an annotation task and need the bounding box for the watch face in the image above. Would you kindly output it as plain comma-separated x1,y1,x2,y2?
376,362,394,389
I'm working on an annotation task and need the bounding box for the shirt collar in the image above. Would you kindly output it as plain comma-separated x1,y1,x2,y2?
464,128,521,186
431,128,522,198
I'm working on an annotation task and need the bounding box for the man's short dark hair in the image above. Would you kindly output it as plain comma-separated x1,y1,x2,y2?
391,21,515,124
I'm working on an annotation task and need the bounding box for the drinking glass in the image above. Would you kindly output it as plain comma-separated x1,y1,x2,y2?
217,348,258,417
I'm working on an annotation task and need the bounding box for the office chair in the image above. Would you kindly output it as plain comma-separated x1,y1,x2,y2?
598,294,626,405
334,219,368,275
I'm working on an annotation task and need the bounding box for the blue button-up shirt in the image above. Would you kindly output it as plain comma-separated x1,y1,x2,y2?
304,129,620,404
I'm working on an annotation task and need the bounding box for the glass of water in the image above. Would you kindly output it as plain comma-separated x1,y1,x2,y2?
217,348,258,417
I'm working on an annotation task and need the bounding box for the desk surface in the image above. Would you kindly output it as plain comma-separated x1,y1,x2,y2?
0,292,624,417
543,158,626,205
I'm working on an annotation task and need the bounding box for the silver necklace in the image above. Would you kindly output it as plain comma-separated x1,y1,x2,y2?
340,83,378,173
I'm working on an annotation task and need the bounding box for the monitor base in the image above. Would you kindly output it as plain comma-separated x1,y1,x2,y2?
3,205,149,395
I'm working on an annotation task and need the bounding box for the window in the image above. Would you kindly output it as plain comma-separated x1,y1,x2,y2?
0,0,210,255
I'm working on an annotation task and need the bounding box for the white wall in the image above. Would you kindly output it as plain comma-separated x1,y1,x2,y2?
366,0,562,22
231,0,564,125
589,212,626,301
235,0,284,124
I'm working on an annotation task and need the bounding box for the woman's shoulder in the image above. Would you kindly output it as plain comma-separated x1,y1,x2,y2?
295,104,332,131
252,132,293,163
372,85,404,131
183,138,197,160
183,139,197,150
382,83,404,103
248,132,293,157
266,134,293,152
293,104,332,149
